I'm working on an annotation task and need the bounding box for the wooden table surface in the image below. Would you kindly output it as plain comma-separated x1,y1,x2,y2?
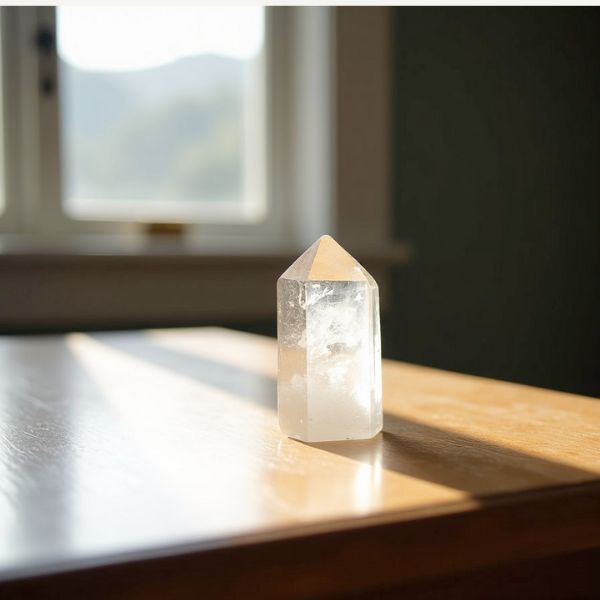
0,328,599,598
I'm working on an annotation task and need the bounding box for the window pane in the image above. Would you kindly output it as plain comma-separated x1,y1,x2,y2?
57,7,265,222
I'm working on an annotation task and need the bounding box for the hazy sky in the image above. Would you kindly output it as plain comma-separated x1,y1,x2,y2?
57,7,264,71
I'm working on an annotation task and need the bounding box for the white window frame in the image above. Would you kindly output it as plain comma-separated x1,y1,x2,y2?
0,6,336,252
0,10,4,216
0,9,23,234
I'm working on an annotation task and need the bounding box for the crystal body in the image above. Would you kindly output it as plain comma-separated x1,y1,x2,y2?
277,235,382,442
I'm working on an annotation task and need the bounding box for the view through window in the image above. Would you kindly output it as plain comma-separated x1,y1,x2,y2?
57,7,265,222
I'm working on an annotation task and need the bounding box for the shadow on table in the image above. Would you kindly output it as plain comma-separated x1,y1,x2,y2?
93,331,598,495
91,331,277,410
310,414,599,495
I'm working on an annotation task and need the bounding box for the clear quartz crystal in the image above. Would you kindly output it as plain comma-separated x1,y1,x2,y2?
277,235,382,442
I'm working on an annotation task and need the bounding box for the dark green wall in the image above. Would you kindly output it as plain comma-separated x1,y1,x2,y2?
387,8,600,396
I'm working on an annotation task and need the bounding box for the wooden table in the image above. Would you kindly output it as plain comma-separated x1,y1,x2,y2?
0,328,599,598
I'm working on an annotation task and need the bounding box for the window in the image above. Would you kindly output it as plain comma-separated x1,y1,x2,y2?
0,7,397,327
57,7,266,224
0,7,340,250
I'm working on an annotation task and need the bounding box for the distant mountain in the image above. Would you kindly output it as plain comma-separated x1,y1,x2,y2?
60,54,245,141
111,54,244,106
59,54,249,203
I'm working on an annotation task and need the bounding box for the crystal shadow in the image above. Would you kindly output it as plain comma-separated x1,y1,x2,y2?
309,413,599,496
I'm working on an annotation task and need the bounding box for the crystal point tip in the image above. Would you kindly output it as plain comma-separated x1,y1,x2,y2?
280,235,369,282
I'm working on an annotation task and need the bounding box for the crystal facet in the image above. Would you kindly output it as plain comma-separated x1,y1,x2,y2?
277,235,382,442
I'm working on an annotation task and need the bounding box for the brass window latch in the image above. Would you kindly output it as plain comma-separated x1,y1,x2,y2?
145,223,186,237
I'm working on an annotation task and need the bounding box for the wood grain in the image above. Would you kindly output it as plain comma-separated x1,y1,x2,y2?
0,327,598,598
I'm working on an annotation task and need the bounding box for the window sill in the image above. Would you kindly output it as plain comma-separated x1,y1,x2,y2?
0,235,411,332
